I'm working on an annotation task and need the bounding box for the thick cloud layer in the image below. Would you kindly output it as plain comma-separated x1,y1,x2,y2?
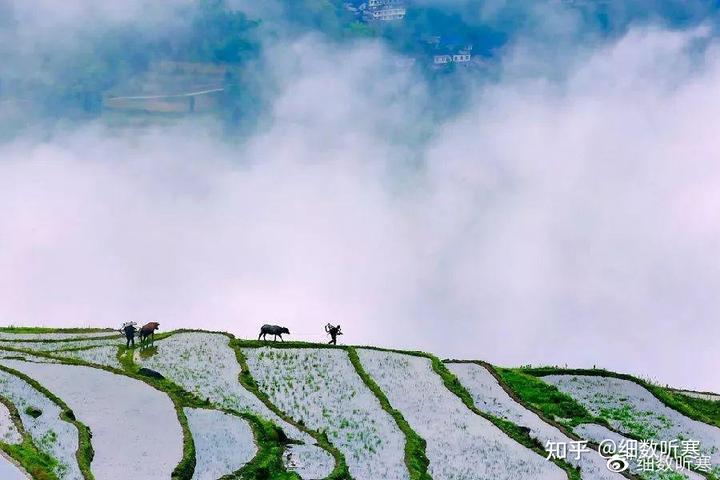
1,4,719,391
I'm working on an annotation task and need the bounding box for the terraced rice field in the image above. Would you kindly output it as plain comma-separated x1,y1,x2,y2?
544,374,720,473
0,338,121,352
0,331,118,341
0,329,715,480
0,453,27,480
574,422,706,480
448,362,625,480
358,349,566,480
135,332,335,478
0,366,82,479
0,402,22,445
677,391,720,402
245,347,409,480
52,345,122,369
0,352,60,363
1,359,183,480
184,408,256,479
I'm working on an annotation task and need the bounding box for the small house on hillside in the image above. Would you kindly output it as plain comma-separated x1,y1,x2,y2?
345,0,407,22
430,36,474,67
368,0,405,6
365,6,406,21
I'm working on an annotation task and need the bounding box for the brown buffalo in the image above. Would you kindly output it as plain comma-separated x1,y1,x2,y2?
139,322,160,343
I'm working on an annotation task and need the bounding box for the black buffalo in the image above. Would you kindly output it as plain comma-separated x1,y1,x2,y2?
258,324,290,342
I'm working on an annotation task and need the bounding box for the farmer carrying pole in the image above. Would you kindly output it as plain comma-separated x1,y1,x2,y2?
121,322,138,348
325,323,342,345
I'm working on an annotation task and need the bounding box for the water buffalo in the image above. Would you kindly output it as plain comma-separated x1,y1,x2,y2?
258,324,290,342
139,322,160,343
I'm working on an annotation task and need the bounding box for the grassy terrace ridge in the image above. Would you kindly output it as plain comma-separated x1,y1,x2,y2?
2,435,59,480
491,366,603,429
0,393,57,480
522,367,720,429
672,388,720,398
0,363,95,480
665,392,720,429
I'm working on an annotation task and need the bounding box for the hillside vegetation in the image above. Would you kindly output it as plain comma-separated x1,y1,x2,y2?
2,0,710,136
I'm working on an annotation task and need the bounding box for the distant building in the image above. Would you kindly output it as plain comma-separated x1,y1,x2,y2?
431,36,474,67
368,0,405,6
347,0,407,22
365,6,406,21
432,50,472,66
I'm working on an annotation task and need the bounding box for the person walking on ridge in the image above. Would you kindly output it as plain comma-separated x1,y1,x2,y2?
325,323,342,345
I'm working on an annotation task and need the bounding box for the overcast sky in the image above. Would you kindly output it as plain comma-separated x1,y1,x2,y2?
1,1,719,391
